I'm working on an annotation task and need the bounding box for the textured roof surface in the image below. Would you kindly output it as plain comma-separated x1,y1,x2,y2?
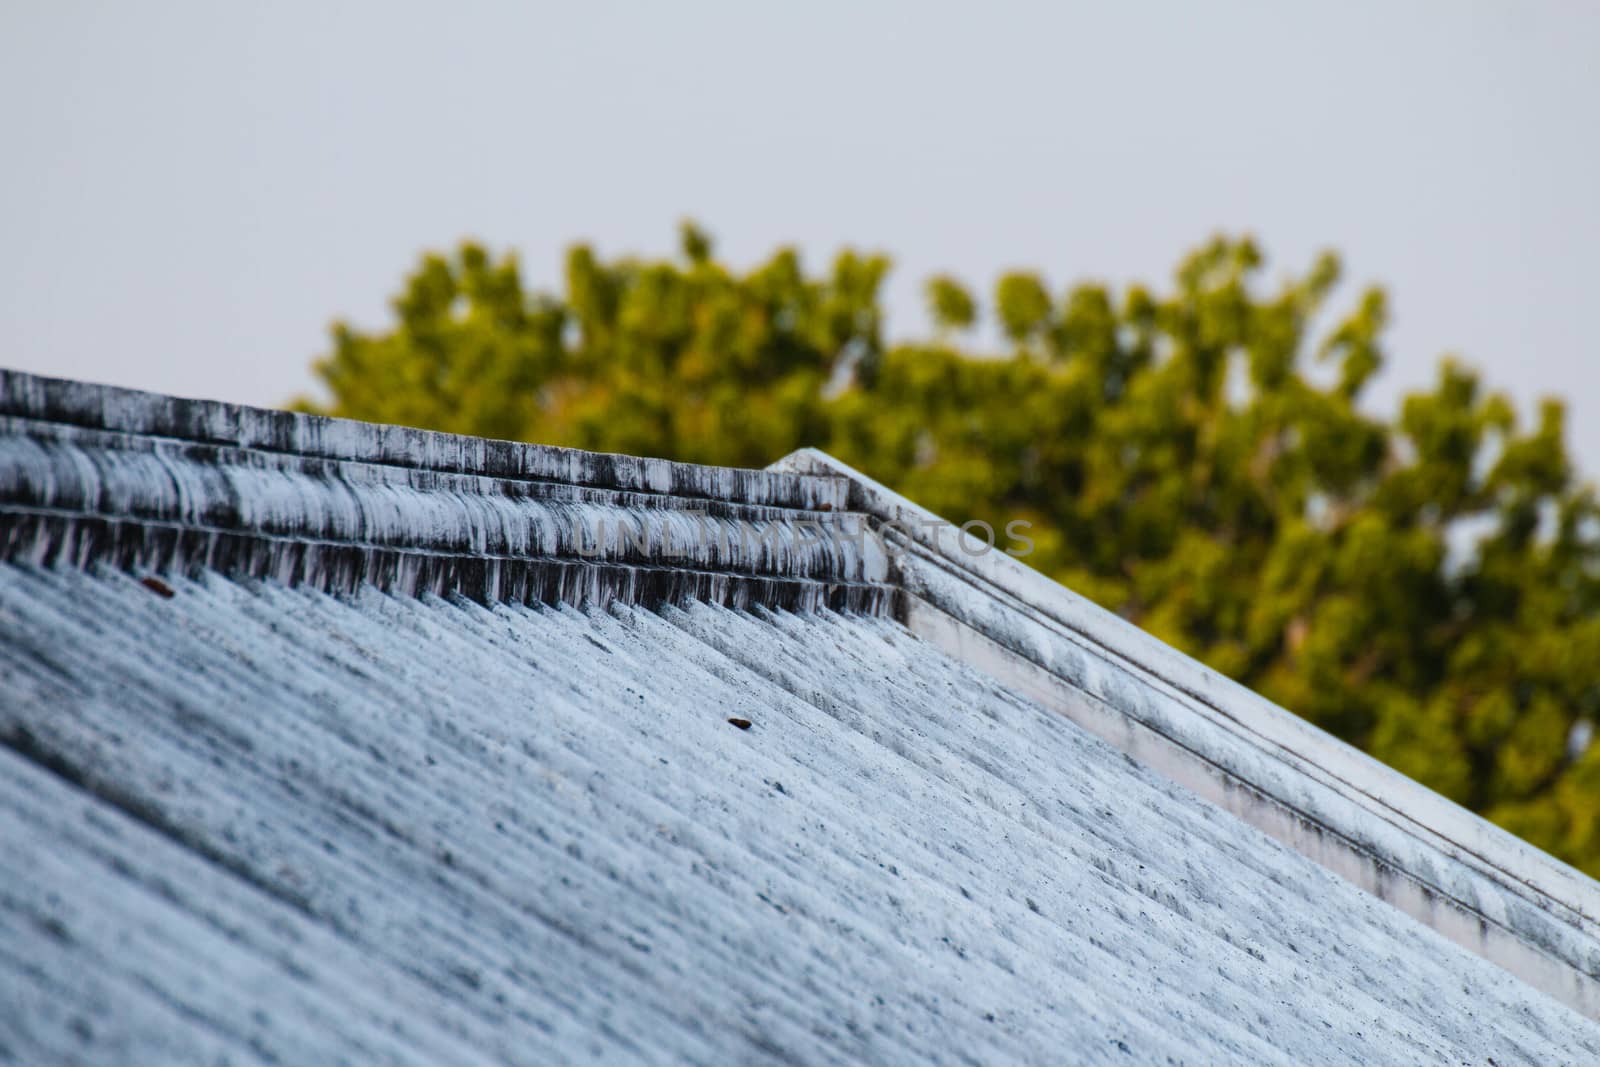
4,562,1599,1065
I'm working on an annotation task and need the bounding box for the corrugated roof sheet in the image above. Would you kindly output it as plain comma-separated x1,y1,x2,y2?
5,368,1600,1062
4,563,1598,1065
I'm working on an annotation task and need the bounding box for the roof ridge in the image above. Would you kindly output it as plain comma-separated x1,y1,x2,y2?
0,369,888,612
0,369,849,510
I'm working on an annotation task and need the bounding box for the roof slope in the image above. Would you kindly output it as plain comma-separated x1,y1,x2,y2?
3,563,1598,1065
3,367,1600,1062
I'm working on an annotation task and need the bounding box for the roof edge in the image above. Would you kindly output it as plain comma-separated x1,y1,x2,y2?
770,446,1600,1019
0,370,892,613
1,370,850,510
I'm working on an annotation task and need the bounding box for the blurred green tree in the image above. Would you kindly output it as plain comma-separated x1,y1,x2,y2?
301,223,1600,876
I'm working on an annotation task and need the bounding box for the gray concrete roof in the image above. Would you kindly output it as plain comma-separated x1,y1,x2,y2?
3,367,1600,1063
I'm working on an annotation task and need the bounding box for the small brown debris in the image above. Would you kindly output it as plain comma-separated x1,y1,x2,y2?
140,576,175,599
727,717,752,730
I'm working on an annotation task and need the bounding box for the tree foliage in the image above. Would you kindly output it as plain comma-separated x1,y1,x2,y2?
303,224,1600,876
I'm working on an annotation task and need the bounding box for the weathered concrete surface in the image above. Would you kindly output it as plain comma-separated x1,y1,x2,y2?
4,563,1600,1065
772,446,1600,1020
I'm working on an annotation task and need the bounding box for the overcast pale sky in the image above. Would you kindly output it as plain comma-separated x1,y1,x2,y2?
3,2,1598,464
